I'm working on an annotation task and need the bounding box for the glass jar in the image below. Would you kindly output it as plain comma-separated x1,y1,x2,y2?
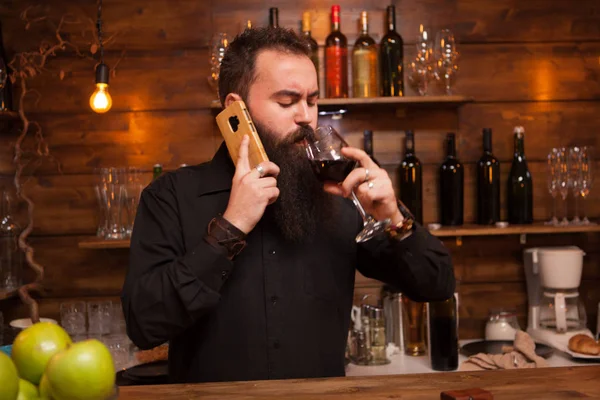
485,309,520,341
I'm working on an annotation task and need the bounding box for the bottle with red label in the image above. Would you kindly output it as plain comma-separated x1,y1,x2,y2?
325,5,348,98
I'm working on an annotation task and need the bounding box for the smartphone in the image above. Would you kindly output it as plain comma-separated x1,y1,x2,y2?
215,100,269,170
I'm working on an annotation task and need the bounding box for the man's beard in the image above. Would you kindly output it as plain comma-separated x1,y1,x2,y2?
254,121,337,243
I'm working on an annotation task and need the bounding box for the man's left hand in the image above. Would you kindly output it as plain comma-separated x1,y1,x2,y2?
323,147,403,225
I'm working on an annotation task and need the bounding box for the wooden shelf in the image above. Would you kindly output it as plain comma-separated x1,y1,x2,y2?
77,222,599,249
78,238,131,249
0,288,18,301
209,95,472,110
0,110,19,121
429,223,600,237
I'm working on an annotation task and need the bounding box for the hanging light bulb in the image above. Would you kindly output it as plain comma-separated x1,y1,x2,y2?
90,0,112,114
90,62,112,113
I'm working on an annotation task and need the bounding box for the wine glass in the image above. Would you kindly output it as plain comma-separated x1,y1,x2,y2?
408,25,435,96
556,148,570,225
546,148,559,226
579,146,594,225
433,29,459,95
305,126,391,242
568,147,582,225
208,33,229,98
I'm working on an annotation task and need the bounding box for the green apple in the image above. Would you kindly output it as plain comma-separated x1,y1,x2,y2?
17,379,39,400
11,322,72,385
0,351,19,400
38,374,52,399
45,339,115,400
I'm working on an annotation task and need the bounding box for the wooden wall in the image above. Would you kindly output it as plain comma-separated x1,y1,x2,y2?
1,0,599,341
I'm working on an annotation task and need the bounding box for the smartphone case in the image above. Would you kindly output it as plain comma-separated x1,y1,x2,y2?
215,100,269,169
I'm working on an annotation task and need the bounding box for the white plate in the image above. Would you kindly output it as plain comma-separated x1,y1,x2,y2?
9,318,57,329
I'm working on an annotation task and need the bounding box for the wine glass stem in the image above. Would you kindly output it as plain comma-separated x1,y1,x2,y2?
574,195,579,220
552,195,557,221
563,195,568,221
350,191,369,224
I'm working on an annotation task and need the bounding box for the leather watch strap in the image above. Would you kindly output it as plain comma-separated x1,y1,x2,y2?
204,216,247,260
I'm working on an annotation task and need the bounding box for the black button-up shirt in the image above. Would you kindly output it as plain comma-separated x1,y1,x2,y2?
122,143,455,384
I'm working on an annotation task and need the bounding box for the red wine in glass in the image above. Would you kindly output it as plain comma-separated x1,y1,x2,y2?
305,125,391,242
310,159,357,182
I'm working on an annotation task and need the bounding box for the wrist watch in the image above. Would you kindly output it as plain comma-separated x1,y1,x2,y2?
204,216,247,260
386,200,415,240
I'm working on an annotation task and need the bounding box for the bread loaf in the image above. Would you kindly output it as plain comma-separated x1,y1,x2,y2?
568,334,600,356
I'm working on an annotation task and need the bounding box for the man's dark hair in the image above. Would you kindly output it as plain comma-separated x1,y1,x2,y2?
218,27,311,106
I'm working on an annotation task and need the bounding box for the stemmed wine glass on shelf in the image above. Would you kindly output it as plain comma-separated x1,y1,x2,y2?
546,148,559,225
304,126,391,242
433,29,459,95
579,146,594,225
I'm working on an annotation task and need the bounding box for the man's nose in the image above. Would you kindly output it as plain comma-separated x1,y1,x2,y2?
294,101,313,126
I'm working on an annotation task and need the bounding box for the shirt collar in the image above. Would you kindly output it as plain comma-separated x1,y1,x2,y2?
197,141,235,197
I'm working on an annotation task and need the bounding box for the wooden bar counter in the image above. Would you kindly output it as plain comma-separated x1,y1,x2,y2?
118,366,600,399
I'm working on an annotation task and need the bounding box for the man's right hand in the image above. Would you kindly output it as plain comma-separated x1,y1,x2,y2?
223,135,280,234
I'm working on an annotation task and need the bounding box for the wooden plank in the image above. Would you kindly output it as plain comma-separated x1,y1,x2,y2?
3,0,599,55
384,161,600,225
430,223,600,237
403,42,600,101
17,50,215,114
212,0,600,45
459,101,600,163
1,160,598,236
3,101,599,175
78,238,130,249
1,0,212,53
119,367,600,398
210,96,472,109
13,41,600,113
0,110,220,175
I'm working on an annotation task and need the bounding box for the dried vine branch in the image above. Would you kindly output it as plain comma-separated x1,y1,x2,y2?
3,6,108,322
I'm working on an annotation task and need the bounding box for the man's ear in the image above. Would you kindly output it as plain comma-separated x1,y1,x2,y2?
224,93,243,108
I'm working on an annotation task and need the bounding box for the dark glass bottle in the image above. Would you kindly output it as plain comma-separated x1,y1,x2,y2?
0,21,14,111
507,126,533,224
363,130,380,167
427,294,459,371
324,5,348,98
379,5,404,96
269,8,279,28
477,128,500,225
440,133,464,226
153,164,163,180
398,131,423,223
301,12,319,75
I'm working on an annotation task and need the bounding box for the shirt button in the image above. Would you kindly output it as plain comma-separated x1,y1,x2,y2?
221,270,228,280
269,249,276,255
273,340,280,349
270,296,278,305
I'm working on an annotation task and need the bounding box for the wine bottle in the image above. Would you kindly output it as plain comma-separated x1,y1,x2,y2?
0,21,14,111
507,126,533,224
440,133,464,226
427,293,459,371
379,5,404,97
324,5,348,98
153,164,163,180
302,12,319,77
269,8,279,28
352,11,378,98
477,128,500,225
398,130,423,223
363,130,380,166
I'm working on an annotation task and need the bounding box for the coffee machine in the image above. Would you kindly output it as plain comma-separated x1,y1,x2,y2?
524,246,591,351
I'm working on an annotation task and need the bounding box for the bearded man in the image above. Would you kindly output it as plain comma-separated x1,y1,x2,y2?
122,27,455,384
